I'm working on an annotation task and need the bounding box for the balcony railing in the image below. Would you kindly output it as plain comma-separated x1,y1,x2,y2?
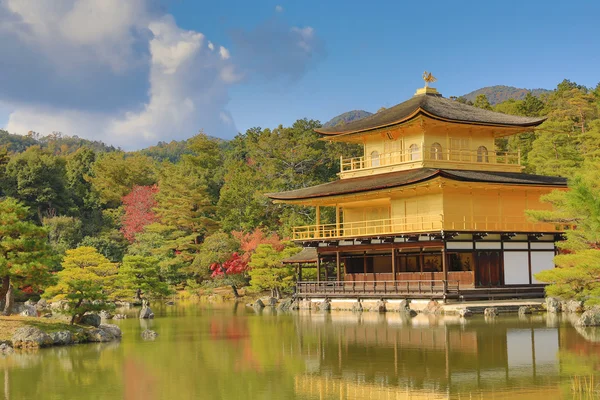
340,148,520,172
292,214,562,240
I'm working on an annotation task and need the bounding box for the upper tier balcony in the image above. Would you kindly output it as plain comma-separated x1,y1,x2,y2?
292,214,563,241
339,146,521,178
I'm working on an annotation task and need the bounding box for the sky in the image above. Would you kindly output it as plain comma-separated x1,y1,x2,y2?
0,0,598,150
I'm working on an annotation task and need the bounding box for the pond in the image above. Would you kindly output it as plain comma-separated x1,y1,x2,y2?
1,304,599,399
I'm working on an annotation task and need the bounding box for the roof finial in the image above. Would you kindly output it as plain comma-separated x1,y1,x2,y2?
415,71,441,97
422,71,437,88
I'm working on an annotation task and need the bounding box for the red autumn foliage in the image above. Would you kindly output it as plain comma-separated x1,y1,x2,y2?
232,229,285,263
210,252,248,278
121,185,159,242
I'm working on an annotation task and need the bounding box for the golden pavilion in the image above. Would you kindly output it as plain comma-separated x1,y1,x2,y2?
268,75,567,300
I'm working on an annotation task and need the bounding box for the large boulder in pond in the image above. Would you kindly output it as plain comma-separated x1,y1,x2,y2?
86,327,115,342
252,299,265,310
141,329,158,341
576,308,600,327
99,324,122,338
80,313,101,327
545,297,562,313
50,331,73,346
12,326,53,349
421,300,442,315
139,306,154,319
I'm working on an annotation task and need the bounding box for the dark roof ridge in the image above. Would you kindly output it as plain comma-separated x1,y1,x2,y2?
317,94,546,135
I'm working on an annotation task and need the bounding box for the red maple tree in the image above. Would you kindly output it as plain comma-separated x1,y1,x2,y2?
210,252,248,278
232,229,285,263
120,185,159,242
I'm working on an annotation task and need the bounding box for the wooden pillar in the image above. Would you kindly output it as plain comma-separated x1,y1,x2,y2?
363,251,367,275
316,255,321,282
315,206,321,239
336,251,341,281
442,247,448,282
391,248,396,281
298,263,303,282
335,205,340,237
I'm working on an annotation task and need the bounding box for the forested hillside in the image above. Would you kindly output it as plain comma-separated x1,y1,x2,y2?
0,78,598,310
462,85,551,105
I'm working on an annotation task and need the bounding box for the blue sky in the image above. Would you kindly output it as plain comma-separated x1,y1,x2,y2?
0,0,598,149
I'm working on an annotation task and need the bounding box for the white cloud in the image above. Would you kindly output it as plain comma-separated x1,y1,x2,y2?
0,1,323,149
275,5,283,12
219,46,230,60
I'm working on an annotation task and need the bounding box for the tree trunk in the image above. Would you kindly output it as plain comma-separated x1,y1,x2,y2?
0,276,9,310
231,285,240,298
134,288,142,302
2,284,14,316
71,299,84,325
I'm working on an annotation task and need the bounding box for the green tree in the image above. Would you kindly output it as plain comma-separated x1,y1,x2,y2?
88,152,157,207
0,198,55,315
44,246,117,324
248,243,300,298
80,229,129,263
117,255,170,302
65,147,103,236
528,162,600,305
43,216,83,258
3,146,72,221
473,94,492,110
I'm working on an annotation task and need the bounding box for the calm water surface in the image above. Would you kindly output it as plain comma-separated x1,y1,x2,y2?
2,304,600,400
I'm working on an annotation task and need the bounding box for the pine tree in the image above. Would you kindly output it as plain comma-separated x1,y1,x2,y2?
43,246,118,324
0,198,55,315
248,243,300,298
117,255,170,301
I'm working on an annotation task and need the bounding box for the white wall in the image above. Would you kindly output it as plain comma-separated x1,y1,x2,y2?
504,251,530,284
531,252,555,284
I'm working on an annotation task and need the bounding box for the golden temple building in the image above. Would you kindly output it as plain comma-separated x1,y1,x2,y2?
268,76,567,301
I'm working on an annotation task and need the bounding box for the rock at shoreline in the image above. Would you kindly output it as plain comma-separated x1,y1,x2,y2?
484,308,498,317
139,306,155,319
277,298,294,311
576,308,600,327
99,324,122,338
141,329,158,340
564,300,584,314
0,343,14,355
100,310,113,320
12,326,53,349
316,300,331,311
518,306,532,315
268,297,278,306
252,299,265,310
459,308,473,318
422,300,442,315
113,314,127,320
50,331,73,346
80,313,101,327
545,297,562,313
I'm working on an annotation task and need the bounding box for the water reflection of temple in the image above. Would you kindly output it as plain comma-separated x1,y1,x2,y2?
293,312,562,398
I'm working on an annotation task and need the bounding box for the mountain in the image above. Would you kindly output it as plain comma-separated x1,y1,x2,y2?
462,85,551,105
323,110,373,128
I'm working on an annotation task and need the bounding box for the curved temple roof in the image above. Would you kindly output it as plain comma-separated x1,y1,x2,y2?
266,169,567,201
316,94,546,136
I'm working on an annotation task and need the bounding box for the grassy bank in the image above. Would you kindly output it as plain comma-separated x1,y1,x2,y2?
0,316,82,342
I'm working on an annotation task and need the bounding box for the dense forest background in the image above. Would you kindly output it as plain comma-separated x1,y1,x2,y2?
0,78,598,304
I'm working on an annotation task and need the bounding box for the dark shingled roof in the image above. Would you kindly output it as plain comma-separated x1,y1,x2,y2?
266,169,567,201
282,247,317,264
316,94,546,135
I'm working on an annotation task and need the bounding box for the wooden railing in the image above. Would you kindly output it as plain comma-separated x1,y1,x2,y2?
340,148,520,172
297,280,460,297
293,215,443,240
292,214,562,240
